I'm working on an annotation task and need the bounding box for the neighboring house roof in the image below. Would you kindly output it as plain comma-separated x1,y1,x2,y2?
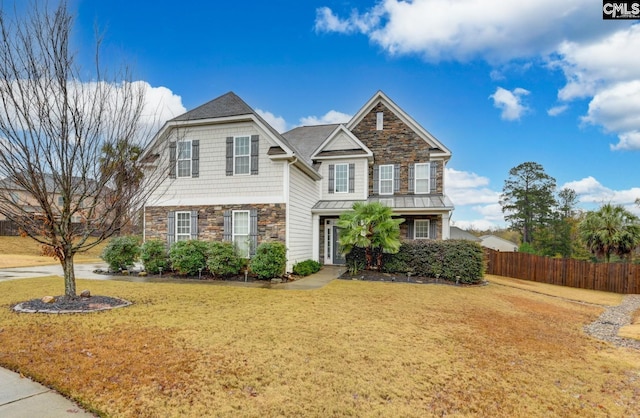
480,235,519,252
450,226,481,241
0,173,94,193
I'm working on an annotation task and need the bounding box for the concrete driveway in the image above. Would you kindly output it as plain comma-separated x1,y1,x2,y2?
0,262,110,282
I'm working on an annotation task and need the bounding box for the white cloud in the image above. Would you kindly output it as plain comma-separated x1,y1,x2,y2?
489,87,530,121
316,0,598,62
445,168,505,228
140,83,186,133
452,219,501,231
561,176,640,205
256,109,288,133
300,110,352,126
547,105,568,116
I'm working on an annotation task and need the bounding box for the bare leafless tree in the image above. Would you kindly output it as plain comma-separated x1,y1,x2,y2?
0,1,168,296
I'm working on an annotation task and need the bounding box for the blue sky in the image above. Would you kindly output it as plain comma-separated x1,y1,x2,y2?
66,0,639,229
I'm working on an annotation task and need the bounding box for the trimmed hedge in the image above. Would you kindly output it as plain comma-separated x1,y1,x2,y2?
169,240,209,276
250,241,287,279
101,236,141,271
140,239,169,274
346,240,484,284
207,241,246,277
292,259,322,276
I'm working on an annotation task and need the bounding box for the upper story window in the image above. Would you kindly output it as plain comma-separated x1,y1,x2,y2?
415,163,430,194
379,164,394,195
376,112,383,130
57,196,64,206
177,140,192,177
234,136,251,175
175,211,191,241
334,164,349,193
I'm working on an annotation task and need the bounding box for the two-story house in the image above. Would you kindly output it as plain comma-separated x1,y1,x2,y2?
142,91,454,271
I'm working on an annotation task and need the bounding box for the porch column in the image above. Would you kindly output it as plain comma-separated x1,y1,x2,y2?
312,214,320,262
441,212,450,240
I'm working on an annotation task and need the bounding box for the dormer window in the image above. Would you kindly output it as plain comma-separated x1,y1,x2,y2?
376,112,383,130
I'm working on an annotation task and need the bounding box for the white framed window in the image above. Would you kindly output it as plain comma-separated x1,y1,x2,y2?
176,211,191,241
334,163,349,193
379,164,394,195
376,112,383,130
234,136,251,175
233,210,250,257
57,196,64,206
177,140,192,178
415,163,430,194
414,220,430,239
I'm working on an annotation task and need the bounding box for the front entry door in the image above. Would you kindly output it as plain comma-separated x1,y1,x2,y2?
332,225,346,265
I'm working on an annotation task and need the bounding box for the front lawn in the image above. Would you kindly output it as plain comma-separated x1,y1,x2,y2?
0,277,638,417
0,236,109,268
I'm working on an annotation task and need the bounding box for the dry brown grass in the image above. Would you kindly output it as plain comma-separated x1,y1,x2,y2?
0,277,639,417
619,309,640,341
0,236,108,268
485,274,624,306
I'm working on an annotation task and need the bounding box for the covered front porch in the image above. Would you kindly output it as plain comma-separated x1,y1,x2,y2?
311,196,454,265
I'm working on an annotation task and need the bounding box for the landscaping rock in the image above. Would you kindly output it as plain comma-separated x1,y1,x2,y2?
80,290,91,298
41,295,55,304
138,271,148,277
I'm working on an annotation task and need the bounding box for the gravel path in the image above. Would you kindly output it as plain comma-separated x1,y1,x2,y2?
584,295,640,349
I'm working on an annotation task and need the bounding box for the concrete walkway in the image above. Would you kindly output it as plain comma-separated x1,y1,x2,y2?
0,263,344,417
0,368,96,417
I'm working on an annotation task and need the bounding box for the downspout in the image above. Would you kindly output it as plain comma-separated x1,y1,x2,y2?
285,157,298,272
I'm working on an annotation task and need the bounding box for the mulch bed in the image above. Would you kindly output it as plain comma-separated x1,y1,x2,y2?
338,269,485,286
13,295,131,314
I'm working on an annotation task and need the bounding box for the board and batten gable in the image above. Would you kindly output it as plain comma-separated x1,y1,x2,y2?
147,121,286,207
286,163,320,266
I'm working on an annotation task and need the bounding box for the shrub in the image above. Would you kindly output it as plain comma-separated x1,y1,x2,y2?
250,241,287,280
101,236,141,271
292,259,321,276
140,240,169,274
169,240,209,276
207,241,245,277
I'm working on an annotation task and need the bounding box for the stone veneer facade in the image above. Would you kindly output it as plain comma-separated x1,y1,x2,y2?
351,103,444,196
145,203,286,244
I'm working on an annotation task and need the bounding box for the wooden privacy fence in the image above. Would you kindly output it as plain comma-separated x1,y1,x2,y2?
485,249,640,294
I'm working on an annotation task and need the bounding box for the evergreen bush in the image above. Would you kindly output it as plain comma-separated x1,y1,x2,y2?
292,259,321,276
169,240,209,276
140,240,169,274
249,242,287,279
101,236,141,271
207,241,246,277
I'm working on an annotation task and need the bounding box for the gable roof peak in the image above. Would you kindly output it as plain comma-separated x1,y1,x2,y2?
171,91,254,121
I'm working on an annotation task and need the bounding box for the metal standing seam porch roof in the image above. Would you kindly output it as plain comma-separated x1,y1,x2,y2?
312,195,454,212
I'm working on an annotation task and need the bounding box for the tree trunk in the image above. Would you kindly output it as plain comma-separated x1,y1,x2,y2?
61,253,76,297
365,248,373,270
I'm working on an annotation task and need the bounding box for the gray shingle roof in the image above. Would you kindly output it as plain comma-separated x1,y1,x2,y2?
281,124,340,163
172,92,254,121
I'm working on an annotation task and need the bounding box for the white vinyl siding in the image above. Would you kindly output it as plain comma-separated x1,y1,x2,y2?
147,122,285,207
379,164,394,195
415,163,430,194
288,165,319,270
233,210,250,258
334,164,348,193
234,136,250,175
177,141,192,178
414,219,430,239
176,211,191,241
320,158,367,201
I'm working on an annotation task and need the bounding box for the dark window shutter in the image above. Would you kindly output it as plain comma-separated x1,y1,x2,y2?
372,165,379,195
408,164,415,193
169,142,176,179
250,209,258,256
190,210,198,239
348,163,355,193
191,140,199,178
167,211,175,247
394,164,400,192
430,161,438,193
226,137,233,176
250,135,259,175
430,220,437,239
328,164,335,194
407,219,414,239
223,210,232,241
